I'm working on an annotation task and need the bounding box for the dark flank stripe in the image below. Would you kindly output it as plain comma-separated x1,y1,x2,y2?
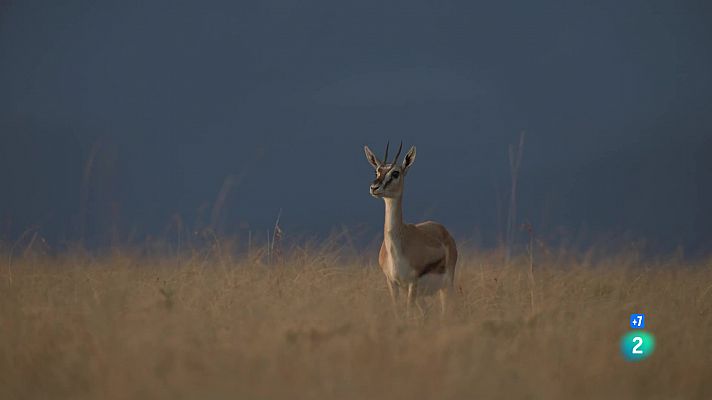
418,258,446,278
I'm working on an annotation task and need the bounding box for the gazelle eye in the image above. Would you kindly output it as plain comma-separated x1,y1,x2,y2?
391,170,400,179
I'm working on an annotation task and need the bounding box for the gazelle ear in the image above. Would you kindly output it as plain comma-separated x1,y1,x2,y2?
364,145,381,169
402,146,416,172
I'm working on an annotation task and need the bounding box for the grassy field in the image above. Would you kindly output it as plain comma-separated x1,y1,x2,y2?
1,244,711,399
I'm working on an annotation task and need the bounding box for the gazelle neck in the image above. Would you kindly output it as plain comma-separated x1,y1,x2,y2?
383,195,404,238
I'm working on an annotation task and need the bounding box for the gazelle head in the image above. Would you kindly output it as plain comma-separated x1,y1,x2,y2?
364,141,416,198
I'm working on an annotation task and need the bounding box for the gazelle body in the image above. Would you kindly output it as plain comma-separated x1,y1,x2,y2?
364,142,458,316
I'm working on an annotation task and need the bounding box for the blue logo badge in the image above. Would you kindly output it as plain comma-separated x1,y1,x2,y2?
630,313,645,329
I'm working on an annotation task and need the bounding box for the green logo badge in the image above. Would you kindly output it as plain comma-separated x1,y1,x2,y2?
620,331,655,361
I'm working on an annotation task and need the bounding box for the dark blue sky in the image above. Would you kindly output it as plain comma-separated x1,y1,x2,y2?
1,0,711,250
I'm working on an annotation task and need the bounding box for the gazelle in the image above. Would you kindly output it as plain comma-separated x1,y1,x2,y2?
364,141,458,317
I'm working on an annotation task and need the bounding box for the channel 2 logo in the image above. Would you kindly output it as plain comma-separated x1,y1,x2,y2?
620,313,655,361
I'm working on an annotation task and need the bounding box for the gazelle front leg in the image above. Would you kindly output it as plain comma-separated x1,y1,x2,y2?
387,278,400,316
406,282,417,318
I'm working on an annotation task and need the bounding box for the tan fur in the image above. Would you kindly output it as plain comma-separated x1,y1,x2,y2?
378,222,457,281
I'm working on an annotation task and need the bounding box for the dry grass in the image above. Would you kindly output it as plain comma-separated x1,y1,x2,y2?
1,245,711,400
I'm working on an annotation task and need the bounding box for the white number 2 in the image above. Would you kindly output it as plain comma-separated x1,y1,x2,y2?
632,337,644,354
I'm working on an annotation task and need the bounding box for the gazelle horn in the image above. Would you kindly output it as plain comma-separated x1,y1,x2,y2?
392,141,403,165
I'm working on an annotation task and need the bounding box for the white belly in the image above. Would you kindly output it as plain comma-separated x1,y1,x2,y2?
387,256,416,286
386,254,449,295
